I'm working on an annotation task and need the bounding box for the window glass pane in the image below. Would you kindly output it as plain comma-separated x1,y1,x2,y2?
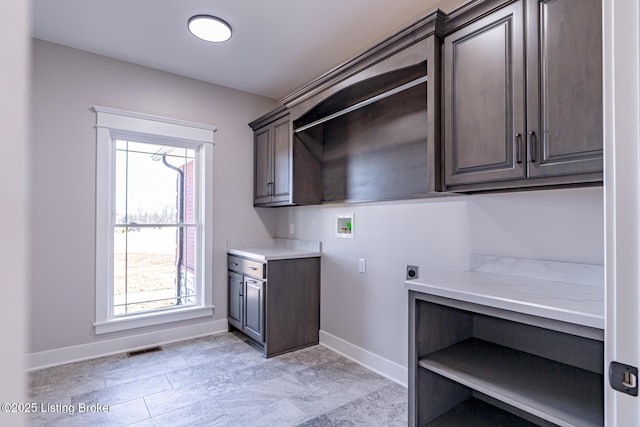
114,140,196,226
113,227,193,315
113,228,127,314
114,149,128,224
125,150,178,225
110,138,201,319
180,225,198,305
115,139,128,150
183,156,196,224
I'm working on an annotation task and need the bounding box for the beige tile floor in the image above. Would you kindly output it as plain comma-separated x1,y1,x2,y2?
28,332,408,426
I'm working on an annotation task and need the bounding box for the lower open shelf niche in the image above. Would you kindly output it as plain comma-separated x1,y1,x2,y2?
419,338,603,427
408,292,604,427
426,397,540,427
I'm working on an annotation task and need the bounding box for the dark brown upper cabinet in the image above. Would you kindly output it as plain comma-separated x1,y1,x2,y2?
252,110,289,205
444,0,603,191
250,11,446,206
444,1,526,187
250,0,603,202
526,0,603,178
250,107,322,207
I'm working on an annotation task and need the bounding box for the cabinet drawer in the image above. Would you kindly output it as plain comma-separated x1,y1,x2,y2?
228,255,266,279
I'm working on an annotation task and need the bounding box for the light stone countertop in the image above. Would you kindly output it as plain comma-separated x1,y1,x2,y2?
405,256,604,329
227,238,322,261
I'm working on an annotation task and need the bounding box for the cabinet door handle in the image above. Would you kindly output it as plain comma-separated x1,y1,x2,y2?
267,182,273,196
239,282,243,296
515,133,523,164
528,131,537,163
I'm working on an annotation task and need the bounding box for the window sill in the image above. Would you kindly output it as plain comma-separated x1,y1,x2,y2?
94,305,214,335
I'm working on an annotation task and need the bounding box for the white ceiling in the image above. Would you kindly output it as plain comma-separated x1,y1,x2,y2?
31,0,461,100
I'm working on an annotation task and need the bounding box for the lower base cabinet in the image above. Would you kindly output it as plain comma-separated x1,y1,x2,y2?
228,254,320,357
243,277,265,342
409,291,604,427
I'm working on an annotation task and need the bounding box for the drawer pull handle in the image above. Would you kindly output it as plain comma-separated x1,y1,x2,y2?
249,267,258,270
230,262,238,266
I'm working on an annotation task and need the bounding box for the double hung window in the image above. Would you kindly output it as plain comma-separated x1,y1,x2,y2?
93,106,215,334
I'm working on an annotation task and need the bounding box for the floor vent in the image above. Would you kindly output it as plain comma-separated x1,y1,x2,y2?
127,346,163,357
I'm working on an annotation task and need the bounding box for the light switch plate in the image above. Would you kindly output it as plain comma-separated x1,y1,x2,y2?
359,258,366,273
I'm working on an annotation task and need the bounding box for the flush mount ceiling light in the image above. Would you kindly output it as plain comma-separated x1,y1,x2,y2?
188,15,232,43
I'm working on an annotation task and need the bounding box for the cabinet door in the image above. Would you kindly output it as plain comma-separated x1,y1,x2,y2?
444,1,526,187
254,126,272,205
243,278,265,343
271,116,291,203
228,271,243,329
526,0,603,178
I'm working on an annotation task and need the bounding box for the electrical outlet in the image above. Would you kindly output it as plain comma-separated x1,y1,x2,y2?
359,258,366,273
406,265,419,280
289,223,295,235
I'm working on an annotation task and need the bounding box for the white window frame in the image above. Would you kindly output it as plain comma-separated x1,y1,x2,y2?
92,106,216,334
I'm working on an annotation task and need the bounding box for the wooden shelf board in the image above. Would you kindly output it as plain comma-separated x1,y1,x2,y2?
425,397,539,427
418,338,603,427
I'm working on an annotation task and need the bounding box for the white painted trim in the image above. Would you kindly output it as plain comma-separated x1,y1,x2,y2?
93,105,217,142
201,142,214,310
604,0,640,424
93,107,215,334
28,319,229,371
94,126,113,329
94,305,215,334
319,330,408,387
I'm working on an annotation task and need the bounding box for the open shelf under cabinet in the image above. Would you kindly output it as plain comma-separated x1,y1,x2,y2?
419,338,603,427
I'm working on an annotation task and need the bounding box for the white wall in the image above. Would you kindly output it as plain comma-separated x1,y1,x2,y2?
30,40,278,357
469,187,604,264
0,1,29,424
273,187,604,379
272,198,470,374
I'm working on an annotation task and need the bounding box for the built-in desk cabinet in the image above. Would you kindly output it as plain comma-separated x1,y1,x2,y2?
443,0,603,191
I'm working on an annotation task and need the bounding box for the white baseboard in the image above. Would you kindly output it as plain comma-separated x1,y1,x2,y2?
28,322,408,386
27,319,229,371
319,330,408,387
